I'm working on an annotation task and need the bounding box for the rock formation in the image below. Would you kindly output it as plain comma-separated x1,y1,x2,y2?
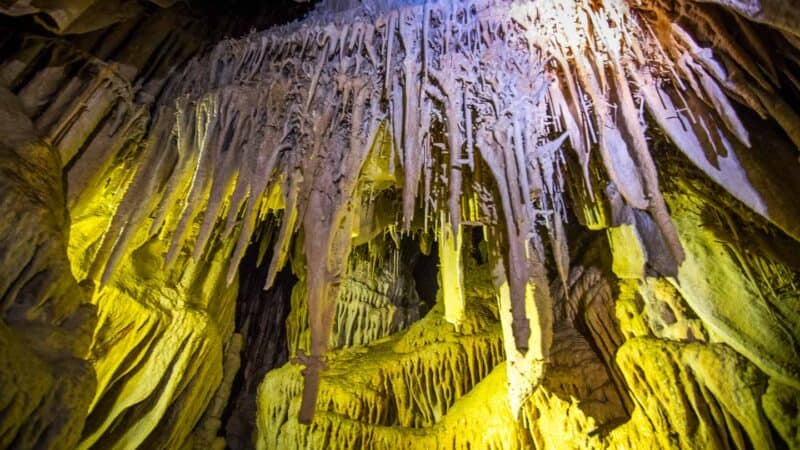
0,0,798,448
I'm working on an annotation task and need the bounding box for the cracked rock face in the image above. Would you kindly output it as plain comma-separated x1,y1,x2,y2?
0,0,799,448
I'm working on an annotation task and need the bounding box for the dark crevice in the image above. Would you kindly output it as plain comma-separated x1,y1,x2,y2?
469,225,487,265
220,235,296,450
407,235,439,314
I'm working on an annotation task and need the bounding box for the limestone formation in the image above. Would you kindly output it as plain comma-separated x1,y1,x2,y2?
0,0,799,448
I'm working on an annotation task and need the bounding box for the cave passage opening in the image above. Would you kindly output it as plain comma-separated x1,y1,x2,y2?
222,224,296,449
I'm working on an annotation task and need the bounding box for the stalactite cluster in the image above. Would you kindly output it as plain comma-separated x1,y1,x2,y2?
0,0,799,448
69,0,800,421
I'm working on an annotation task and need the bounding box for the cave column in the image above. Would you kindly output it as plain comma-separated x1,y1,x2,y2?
491,258,551,415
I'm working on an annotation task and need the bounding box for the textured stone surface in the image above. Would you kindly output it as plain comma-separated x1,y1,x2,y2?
1,0,800,448
0,87,96,449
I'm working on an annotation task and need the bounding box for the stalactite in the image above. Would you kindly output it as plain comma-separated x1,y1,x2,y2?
399,11,424,230
439,214,466,328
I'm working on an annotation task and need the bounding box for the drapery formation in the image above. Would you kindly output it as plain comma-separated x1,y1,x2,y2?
74,0,800,422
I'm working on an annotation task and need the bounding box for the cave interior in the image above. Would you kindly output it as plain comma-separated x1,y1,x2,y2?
1,0,800,449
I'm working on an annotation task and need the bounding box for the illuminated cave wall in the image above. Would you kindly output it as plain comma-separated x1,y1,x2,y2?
0,0,799,449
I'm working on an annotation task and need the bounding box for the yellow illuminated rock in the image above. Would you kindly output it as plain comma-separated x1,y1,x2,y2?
439,215,466,329
0,0,799,448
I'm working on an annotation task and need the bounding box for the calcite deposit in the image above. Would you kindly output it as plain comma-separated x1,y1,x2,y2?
0,0,798,448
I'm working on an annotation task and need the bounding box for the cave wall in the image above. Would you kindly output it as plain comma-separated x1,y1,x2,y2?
0,83,95,450
0,4,262,448
0,0,799,449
